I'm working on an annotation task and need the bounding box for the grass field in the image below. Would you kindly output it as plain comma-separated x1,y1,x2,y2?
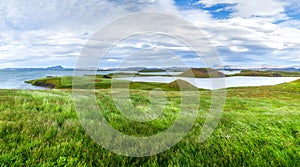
1,79,300,166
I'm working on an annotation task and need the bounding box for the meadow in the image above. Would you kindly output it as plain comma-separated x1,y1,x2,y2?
0,77,300,166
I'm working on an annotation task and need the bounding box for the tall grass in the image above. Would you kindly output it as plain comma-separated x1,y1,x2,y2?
0,79,300,166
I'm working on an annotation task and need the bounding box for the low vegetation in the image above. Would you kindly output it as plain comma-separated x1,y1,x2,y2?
1,78,300,166
229,70,300,77
179,68,225,78
25,75,201,91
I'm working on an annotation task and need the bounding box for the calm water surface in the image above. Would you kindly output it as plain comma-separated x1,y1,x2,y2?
0,70,116,89
117,76,300,90
0,70,298,90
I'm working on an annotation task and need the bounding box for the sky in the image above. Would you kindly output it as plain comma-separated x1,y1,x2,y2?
0,0,300,68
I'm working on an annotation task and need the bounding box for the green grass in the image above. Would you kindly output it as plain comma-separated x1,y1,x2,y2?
1,79,300,166
25,75,201,91
25,76,73,89
229,70,300,77
179,68,225,78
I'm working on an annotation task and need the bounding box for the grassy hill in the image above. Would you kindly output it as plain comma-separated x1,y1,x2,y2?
229,70,300,77
25,75,200,91
179,68,225,78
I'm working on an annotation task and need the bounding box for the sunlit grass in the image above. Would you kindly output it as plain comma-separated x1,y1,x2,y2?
0,79,300,166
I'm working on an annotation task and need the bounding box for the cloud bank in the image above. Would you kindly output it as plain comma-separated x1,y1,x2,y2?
0,0,300,68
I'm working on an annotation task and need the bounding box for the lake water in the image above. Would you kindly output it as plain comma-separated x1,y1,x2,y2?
117,76,300,90
0,70,70,90
138,72,183,75
219,70,241,75
0,70,183,90
0,70,117,90
0,70,298,90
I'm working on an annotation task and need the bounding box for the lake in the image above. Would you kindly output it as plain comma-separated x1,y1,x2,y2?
0,70,299,90
0,70,73,90
117,76,300,90
219,70,241,75
0,70,183,89
0,70,115,90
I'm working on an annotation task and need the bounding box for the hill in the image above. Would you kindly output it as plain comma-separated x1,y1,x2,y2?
179,68,225,78
229,70,300,77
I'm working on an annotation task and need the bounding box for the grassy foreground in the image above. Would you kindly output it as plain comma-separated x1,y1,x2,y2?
1,79,300,166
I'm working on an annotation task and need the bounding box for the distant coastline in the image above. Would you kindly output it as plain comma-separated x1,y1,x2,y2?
0,65,72,71
1,65,300,72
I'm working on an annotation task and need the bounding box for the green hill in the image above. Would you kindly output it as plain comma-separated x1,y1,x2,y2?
179,68,225,78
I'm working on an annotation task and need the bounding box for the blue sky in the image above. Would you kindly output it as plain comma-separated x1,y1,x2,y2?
0,0,300,68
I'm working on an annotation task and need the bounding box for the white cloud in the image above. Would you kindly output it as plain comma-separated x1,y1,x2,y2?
229,46,248,52
0,0,168,68
0,0,300,68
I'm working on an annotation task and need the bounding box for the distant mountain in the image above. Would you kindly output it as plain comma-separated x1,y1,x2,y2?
46,65,64,70
98,67,190,72
2,65,299,73
98,67,144,71
217,65,300,72
1,65,72,71
100,66,299,73
264,67,300,72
